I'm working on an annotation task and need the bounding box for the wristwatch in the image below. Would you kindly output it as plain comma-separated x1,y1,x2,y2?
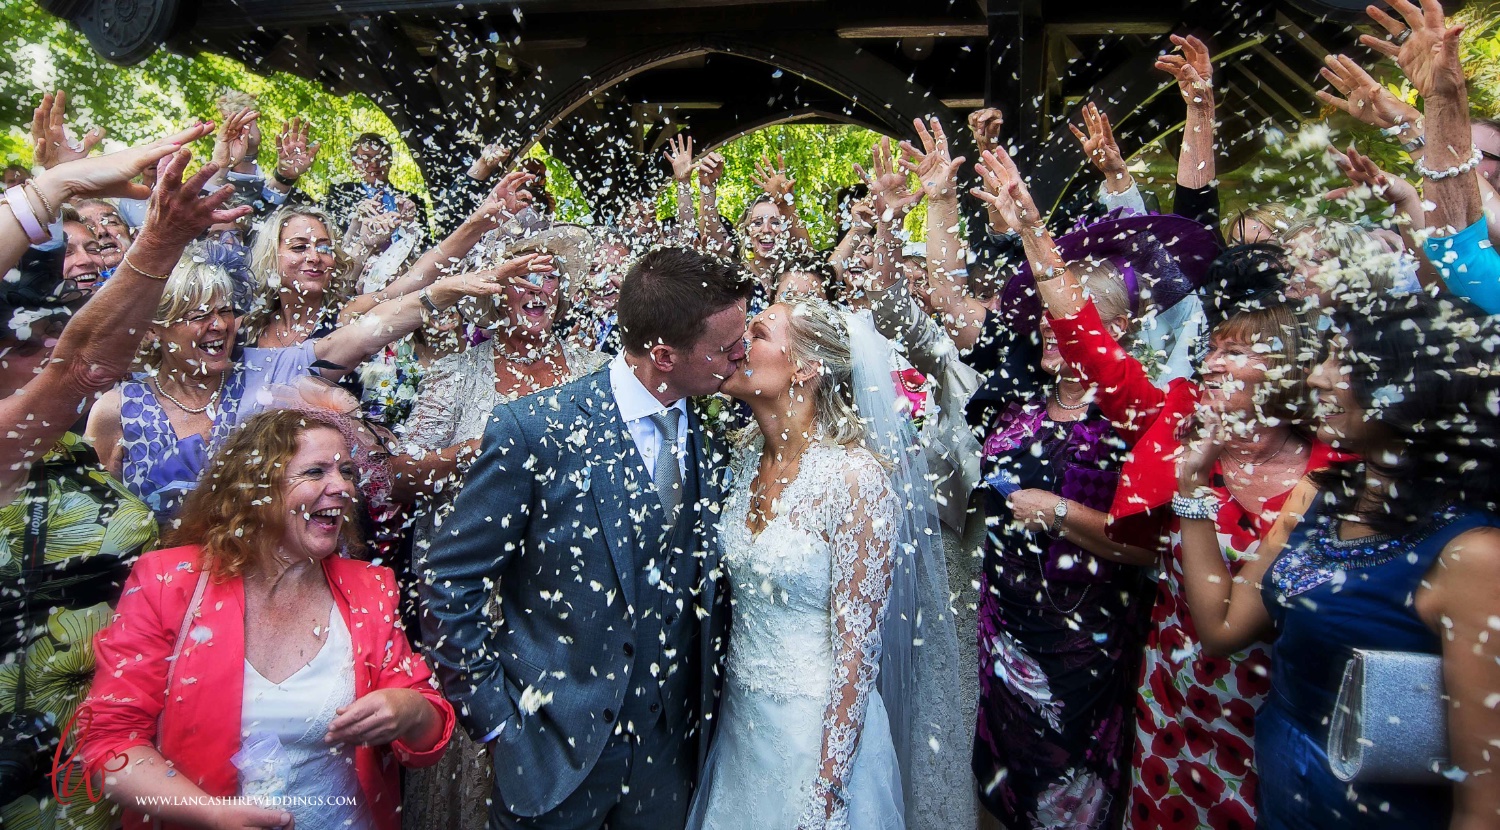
1050,499,1069,537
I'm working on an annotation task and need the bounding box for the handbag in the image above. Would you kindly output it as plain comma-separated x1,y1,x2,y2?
1327,649,1450,783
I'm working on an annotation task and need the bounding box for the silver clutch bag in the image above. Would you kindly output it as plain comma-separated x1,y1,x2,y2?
1327,649,1449,783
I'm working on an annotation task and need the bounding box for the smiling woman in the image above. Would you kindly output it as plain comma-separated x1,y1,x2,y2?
78,409,455,830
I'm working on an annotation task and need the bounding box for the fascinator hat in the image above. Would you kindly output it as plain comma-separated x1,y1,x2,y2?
998,210,1220,333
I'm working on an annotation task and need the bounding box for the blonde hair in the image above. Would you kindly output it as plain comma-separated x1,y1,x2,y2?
140,252,236,368
240,206,355,343
1225,202,1298,244
781,298,864,446
1073,257,1133,327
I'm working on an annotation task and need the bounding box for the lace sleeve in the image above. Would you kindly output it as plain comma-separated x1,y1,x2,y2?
402,354,463,455
800,450,900,829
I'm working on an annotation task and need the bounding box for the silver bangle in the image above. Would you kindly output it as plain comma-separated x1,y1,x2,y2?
1415,147,1483,181
1171,492,1221,521
418,287,441,314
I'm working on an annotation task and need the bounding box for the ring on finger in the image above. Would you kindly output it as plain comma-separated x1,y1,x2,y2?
1393,28,1412,46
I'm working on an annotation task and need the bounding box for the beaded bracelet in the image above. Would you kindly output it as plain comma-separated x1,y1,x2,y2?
3,186,50,244
1171,491,1221,521
1415,147,1483,181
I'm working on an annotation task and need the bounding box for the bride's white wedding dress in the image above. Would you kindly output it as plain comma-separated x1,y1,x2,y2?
687,439,905,830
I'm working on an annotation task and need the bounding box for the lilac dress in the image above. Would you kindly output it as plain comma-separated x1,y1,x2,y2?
973,399,1151,829
119,340,319,521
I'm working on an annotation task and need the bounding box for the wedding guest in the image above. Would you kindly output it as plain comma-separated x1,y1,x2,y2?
78,409,455,830
1177,292,1500,828
73,198,132,273
84,251,519,523
973,145,1338,829
0,119,246,830
323,132,427,234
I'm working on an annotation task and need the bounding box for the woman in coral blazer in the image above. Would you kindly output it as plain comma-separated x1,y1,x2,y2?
78,409,453,830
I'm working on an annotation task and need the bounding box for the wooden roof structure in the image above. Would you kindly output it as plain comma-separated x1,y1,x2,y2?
40,0,1452,220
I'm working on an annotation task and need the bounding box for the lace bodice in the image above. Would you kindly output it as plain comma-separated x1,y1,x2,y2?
721,439,899,828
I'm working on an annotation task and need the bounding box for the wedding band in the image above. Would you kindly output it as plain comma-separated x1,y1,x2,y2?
1393,28,1411,46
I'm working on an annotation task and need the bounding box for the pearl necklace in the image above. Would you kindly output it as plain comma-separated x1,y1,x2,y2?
154,370,226,415
1053,385,1089,411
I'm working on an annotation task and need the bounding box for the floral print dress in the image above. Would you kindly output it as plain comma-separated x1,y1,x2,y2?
974,399,1149,830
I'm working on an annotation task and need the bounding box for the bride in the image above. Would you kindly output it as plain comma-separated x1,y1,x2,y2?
689,297,950,829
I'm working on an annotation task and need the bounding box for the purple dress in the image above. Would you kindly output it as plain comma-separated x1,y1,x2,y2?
119,340,319,522
973,398,1150,829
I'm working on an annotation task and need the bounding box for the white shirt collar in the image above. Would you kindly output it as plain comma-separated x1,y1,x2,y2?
609,352,686,423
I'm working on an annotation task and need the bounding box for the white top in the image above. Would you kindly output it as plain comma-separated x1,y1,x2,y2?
608,351,688,482
241,608,373,830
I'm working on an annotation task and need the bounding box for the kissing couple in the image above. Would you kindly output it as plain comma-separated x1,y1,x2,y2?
421,246,962,830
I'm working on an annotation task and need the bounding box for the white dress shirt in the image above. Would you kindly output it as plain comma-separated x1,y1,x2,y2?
609,352,688,483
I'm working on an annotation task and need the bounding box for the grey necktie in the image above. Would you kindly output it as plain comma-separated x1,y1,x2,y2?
648,409,682,519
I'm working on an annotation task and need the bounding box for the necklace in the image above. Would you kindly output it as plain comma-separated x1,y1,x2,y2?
154,370,227,415
748,440,810,525
496,337,560,366
1052,384,1089,411
1220,431,1298,475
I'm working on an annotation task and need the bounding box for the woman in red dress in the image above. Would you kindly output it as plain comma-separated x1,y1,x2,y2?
971,149,1340,829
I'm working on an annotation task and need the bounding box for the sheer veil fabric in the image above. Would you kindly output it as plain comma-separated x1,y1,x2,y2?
847,311,970,830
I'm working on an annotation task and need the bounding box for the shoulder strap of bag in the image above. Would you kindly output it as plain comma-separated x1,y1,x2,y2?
156,570,209,739
12,463,50,713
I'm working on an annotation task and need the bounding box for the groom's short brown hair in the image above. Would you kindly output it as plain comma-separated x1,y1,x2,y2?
617,247,753,355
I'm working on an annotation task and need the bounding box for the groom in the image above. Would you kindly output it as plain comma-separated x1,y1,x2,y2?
420,247,753,829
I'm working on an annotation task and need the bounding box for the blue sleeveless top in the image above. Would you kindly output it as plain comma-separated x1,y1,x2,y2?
1256,499,1496,829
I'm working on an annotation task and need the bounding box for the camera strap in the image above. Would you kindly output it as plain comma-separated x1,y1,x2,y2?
12,462,50,713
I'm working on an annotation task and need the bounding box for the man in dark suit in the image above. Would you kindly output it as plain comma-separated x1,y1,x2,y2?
321,132,427,236
420,248,753,829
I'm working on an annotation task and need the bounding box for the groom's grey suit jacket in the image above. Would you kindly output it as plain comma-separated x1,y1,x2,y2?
420,368,732,817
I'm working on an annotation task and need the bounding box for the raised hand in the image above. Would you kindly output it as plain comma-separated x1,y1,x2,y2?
30,91,106,169
665,133,696,183
493,252,554,283
468,141,512,181
971,148,1044,236
1067,102,1130,187
696,152,726,188
1326,145,1421,208
470,171,536,228
135,148,256,251
40,121,216,203
1156,34,1215,109
752,154,795,205
1316,55,1421,130
899,116,967,203
275,116,321,182
1362,0,1466,100
212,107,260,172
857,137,923,223
967,107,1004,155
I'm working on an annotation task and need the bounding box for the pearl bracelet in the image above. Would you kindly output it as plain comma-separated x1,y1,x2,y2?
1415,147,1483,181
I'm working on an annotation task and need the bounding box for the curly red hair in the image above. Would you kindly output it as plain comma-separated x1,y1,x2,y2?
167,409,365,578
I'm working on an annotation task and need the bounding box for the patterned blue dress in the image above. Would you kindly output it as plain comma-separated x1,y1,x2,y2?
119,341,319,522
1258,500,1498,829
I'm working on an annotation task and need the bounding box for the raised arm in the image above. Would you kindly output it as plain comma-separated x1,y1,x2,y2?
695,152,735,257
339,171,538,321
1364,0,1482,231
314,254,550,375
0,129,248,500
1157,34,1217,192
1326,145,1441,288
971,147,1168,440
752,153,813,250
665,133,698,243
1174,418,1310,656
802,458,899,829
1068,102,1138,198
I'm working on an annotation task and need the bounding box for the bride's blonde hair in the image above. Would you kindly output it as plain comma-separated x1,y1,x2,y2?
782,298,864,446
